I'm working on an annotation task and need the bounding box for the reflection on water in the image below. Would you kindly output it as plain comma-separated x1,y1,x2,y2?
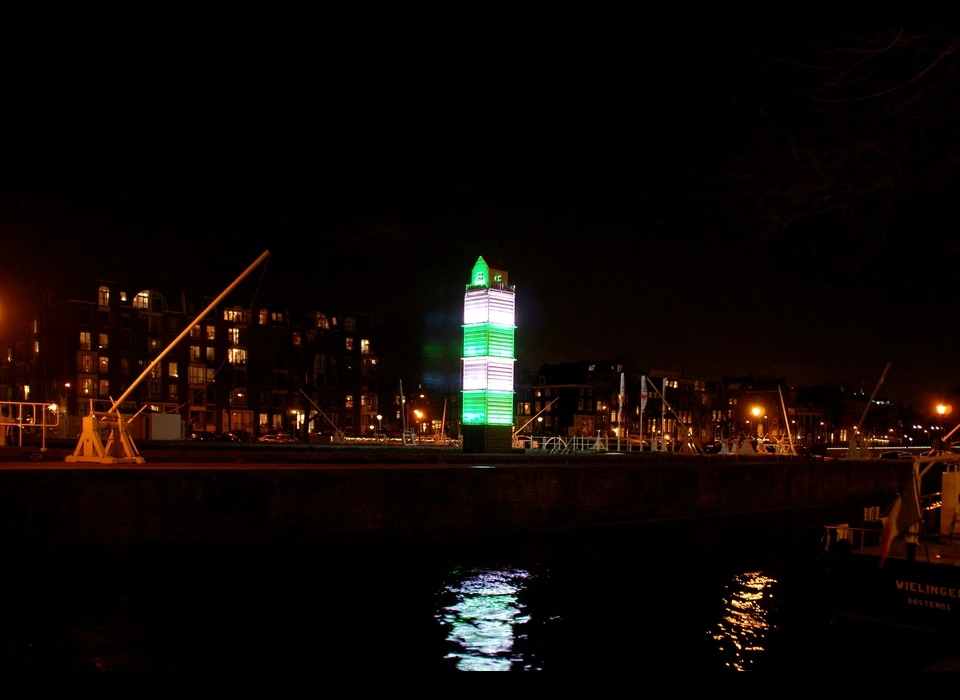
437,567,534,671
8,511,960,671
710,572,777,671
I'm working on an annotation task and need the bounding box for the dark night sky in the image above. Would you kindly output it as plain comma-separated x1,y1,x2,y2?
1,29,959,411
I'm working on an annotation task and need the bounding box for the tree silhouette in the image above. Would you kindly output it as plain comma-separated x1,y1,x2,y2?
718,30,960,252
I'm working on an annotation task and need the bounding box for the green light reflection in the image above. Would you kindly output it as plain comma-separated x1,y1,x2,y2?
437,567,533,671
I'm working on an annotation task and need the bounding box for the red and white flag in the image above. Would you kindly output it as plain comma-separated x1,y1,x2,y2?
879,473,922,567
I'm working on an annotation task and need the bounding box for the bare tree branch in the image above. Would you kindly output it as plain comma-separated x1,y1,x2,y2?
714,29,960,251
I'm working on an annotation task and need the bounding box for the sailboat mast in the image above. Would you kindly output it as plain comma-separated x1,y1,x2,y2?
856,362,892,434
779,385,797,455
661,377,666,450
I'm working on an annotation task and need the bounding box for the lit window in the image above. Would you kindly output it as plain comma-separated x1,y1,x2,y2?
98,285,110,306
345,338,354,351
99,356,109,372
168,362,178,378
79,332,92,350
206,347,215,362
206,326,215,341
345,394,354,408
190,345,200,361
360,339,370,354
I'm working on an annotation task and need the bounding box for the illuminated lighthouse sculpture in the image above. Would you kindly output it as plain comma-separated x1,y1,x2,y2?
461,256,516,454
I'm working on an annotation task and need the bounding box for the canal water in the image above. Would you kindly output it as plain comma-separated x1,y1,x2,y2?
4,508,959,671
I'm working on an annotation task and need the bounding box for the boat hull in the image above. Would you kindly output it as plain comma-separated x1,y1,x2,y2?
823,548,960,634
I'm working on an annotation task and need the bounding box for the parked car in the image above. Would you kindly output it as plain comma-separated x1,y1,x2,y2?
258,432,297,444
217,430,253,442
879,450,913,460
798,444,828,457
188,430,217,441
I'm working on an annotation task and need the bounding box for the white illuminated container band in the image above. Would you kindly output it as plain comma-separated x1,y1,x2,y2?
461,256,516,426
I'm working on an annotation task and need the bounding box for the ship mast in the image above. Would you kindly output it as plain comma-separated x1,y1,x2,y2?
842,361,892,460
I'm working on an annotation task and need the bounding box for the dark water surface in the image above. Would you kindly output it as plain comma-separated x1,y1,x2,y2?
4,509,959,671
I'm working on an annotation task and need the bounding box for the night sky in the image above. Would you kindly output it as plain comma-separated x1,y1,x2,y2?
1,30,958,411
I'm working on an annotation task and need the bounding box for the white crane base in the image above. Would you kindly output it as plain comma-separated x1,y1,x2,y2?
64,414,145,465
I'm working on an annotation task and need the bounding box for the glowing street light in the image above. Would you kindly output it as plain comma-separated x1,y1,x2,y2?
376,414,382,432
936,404,952,450
751,406,765,438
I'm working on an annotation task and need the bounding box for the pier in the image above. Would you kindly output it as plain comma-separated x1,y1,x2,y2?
0,442,909,562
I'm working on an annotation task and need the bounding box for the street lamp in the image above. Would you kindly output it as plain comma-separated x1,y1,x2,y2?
936,404,952,451
376,414,382,432
537,416,543,434
751,406,764,439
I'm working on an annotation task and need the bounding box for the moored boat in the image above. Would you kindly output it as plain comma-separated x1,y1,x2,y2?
822,452,960,633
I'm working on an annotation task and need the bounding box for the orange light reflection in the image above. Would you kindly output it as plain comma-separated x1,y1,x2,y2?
710,572,777,671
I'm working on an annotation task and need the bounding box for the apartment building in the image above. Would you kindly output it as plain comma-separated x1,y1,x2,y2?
0,279,379,440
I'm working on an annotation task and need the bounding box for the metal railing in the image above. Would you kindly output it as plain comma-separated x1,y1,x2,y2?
515,434,701,455
825,492,944,553
824,523,882,553
0,400,62,451
515,435,615,454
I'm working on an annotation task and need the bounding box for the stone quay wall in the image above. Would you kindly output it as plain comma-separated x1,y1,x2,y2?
0,453,909,561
